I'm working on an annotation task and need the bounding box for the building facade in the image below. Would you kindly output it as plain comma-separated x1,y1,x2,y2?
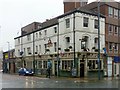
14,9,105,77
3,49,16,73
80,1,120,77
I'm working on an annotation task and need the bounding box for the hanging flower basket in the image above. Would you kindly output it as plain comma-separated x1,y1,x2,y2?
95,49,98,52
64,48,70,52
35,52,37,54
46,49,50,52
50,54,53,57
28,52,31,54
92,47,96,49
77,52,81,57
38,54,41,58
54,54,57,57
58,47,61,50
69,46,72,49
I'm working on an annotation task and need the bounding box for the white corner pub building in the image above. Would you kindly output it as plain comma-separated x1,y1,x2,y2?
14,9,105,78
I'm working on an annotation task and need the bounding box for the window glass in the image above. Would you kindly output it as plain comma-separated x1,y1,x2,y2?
27,35,31,41
108,7,113,17
66,18,70,28
54,27,57,33
94,19,98,29
83,17,89,27
38,61,42,68
114,26,118,35
108,42,112,51
108,24,113,34
114,8,118,18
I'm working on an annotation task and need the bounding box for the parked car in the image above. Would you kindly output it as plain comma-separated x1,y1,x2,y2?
18,68,34,76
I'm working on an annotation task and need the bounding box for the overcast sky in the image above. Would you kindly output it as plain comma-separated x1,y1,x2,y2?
0,0,119,51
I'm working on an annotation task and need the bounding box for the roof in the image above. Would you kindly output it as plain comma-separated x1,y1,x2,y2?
14,18,58,39
3,49,15,53
15,8,105,39
80,1,120,11
57,8,105,19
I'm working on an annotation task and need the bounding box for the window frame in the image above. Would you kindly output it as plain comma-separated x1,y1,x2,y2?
114,8,118,18
83,17,89,27
108,24,113,35
108,6,113,17
27,34,31,41
65,18,70,28
94,19,98,29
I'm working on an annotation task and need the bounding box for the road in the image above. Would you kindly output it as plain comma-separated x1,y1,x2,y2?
1,73,120,88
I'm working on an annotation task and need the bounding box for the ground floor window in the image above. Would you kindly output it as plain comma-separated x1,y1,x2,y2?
17,61,21,68
43,61,47,69
27,61,32,69
38,61,42,69
62,60,73,71
87,60,101,70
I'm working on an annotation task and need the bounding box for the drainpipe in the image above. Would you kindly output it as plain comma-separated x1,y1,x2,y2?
97,1,100,80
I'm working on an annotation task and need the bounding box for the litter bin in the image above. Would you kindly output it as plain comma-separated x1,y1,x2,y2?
71,68,77,77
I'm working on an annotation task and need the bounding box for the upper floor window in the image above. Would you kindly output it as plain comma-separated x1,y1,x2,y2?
114,8,118,18
108,7,113,17
27,34,31,41
39,45,41,53
37,25,42,29
66,37,70,43
39,32,42,38
114,26,118,35
54,27,57,33
44,44,47,53
114,43,118,51
108,24,113,34
27,47,31,55
119,27,120,37
36,45,38,54
54,42,57,52
18,38,20,44
83,17,89,27
108,42,112,51
44,30,47,36
65,18,70,28
36,33,38,39
119,10,120,19
18,49,20,55
23,48,26,56
94,19,98,29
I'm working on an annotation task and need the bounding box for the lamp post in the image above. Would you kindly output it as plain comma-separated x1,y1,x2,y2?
97,1,101,80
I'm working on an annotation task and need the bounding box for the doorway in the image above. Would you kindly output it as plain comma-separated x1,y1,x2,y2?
80,63,84,77
54,61,57,76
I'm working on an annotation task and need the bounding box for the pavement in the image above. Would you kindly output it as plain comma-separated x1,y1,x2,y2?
33,74,120,82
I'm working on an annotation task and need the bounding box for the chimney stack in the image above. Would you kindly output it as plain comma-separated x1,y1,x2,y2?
63,0,88,13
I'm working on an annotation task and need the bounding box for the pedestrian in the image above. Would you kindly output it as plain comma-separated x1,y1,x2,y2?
46,68,51,78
